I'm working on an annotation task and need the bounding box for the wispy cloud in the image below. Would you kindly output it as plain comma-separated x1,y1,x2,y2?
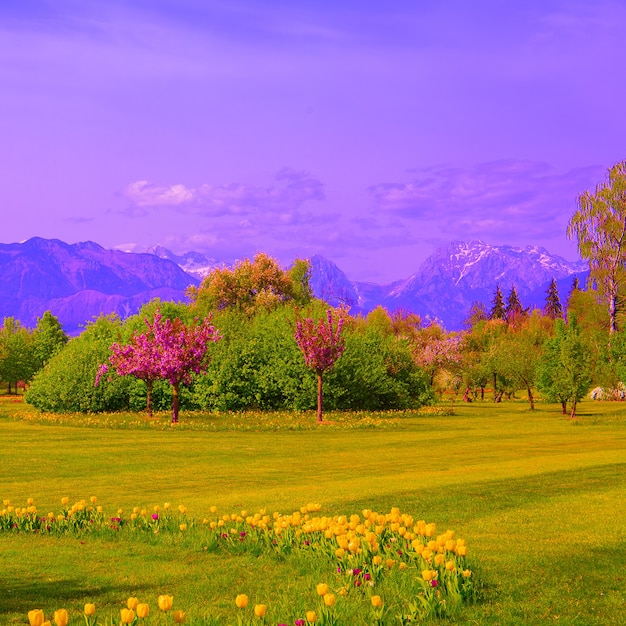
122,168,324,219
368,160,603,242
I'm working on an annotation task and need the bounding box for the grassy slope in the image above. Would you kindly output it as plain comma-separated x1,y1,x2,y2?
0,399,625,624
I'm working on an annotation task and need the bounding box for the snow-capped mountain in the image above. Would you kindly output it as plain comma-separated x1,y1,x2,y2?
0,238,587,333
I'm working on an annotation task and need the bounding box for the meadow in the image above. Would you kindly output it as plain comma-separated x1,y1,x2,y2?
0,397,625,625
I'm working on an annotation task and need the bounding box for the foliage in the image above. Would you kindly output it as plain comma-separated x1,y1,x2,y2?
294,309,346,421
25,315,140,413
504,285,525,321
188,253,312,316
489,285,506,320
543,278,563,320
31,311,69,371
536,316,592,417
567,160,626,334
0,317,34,393
99,311,221,423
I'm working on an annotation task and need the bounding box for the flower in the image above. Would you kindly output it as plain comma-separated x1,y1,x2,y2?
323,594,335,607
421,569,434,581
84,604,96,616
120,608,135,624
235,594,249,608
158,595,174,612
28,609,45,626
137,603,150,618
173,609,186,623
53,609,68,626
306,610,317,623
179,523,187,531
316,583,328,596
254,604,267,617
127,597,139,610
371,595,383,608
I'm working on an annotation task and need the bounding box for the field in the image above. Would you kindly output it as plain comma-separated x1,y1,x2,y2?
0,397,625,625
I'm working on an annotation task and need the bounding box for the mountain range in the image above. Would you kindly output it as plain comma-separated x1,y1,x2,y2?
0,237,588,334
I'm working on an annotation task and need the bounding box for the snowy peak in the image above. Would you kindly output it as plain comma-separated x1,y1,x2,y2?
146,245,219,280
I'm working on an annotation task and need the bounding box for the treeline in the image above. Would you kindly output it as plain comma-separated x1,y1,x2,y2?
0,253,623,420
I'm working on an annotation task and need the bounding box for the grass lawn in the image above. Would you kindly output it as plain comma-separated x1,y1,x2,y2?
0,397,625,624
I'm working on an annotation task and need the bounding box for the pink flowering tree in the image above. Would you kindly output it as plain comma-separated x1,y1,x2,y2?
97,311,221,423
294,309,345,422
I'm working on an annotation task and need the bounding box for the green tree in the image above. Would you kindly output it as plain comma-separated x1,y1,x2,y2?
567,160,626,334
505,286,526,323
31,311,69,370
489,286,506,320
0,317,34,393
543,278,563,320
25,315,139,412
537,316,592,417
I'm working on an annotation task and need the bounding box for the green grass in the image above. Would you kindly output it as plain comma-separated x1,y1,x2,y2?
1,397,625,624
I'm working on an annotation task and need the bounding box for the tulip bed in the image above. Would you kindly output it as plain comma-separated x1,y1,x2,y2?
3,498,476,625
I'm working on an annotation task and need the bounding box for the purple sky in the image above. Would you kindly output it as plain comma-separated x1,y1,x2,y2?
1,0,625,283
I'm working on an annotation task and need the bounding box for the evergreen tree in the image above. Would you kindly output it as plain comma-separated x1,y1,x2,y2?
489,285,506,320
505,286,525,321
543,278,563,320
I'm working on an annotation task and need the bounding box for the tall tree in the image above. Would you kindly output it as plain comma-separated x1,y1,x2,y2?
0,318,34,393
32,311,69,370
489,286,506,320
294,309,345,422
567,160,626,334
505,286,525,322
188,253,312,316
537,316,591,417
543,278,563,320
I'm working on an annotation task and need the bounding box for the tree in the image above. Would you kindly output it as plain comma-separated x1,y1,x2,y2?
537,316,592,417
463,301,488,330
32,311,69,370
489,286,506,320
567,160,626,334
100,311,221,423
505,286,525,322
294,309,345,422
543,278,563,320
0,317,34,393
188,253,312,316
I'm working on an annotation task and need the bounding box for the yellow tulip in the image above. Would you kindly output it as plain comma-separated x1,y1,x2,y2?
61,497,69,505
179,523,187,531
372,555,382,565
462,569,472,578
84,603,96,616
323,594,335,607
421,569,434,581
235,594,249,608
456,545,468,556
306,610,317,623
90,496,97,504
127,597,139,610
254,604,267,617
158,595,174,612
27,497,34,505
42,622,51,626
53,609,68,626
316,583,328,596
120,608,135,624
28,609,45,626
137,603,150,618
370,595,383,608
173,609,186,623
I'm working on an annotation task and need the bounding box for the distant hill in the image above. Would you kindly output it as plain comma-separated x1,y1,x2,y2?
0,238,587,333
0,238,198,334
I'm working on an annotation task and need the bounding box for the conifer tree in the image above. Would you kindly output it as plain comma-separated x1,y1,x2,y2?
505,286,525,321
543,278,563,320
489,285,506,320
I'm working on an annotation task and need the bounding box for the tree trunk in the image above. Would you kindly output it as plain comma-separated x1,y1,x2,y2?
146,380,153,418
570,398,577,418
561,401,567,415
527,386,534,410
171,382,179,424
480,386,485,401
317,373,323,422
493,373,497,402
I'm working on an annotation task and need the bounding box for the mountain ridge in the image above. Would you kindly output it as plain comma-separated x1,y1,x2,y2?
0,237,587,333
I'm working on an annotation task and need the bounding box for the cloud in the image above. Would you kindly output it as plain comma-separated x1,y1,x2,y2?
368,160,604,242
122,169,325,221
